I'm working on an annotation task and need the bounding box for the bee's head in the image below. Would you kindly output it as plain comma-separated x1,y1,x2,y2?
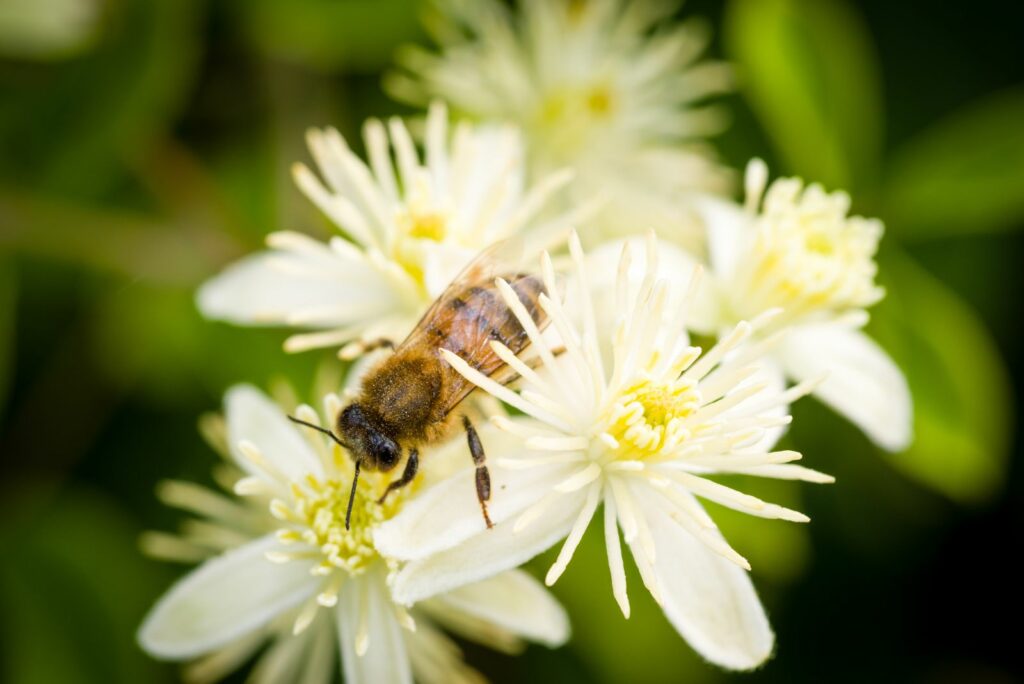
336,403,401,472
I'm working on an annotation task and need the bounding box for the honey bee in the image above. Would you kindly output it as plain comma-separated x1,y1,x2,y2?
290,242,547,530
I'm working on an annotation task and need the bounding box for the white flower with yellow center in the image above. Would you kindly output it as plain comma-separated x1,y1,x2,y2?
689,159,913,451
374,233,831,671
138,385,569,684
388,0,733,249
197,101,579,357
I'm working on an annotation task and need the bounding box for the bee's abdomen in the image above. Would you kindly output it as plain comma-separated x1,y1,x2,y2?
490,274,545,354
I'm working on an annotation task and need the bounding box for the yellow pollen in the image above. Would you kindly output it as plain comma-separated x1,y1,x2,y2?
606,378,701,458
732,178,884,324
586,86,615,117
404,211,447,241
276,470,401,577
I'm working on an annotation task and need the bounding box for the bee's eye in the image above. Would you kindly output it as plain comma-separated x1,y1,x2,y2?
371,435,401,470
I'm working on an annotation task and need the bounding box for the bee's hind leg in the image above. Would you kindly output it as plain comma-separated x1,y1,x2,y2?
377,448,419,504
462,415,494,529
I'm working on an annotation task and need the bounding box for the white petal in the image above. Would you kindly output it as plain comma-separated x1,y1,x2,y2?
389,487,588,605
225,385,325,482
336,569,413,684
299,620,336,684
374,447,575,561
582,236,720,334
249,621,318,684
138,535,318,659
697,197,753,284
630,483,774,670
196,251,398,327
720,357,789,453
777,325,913,451
426,570,570,647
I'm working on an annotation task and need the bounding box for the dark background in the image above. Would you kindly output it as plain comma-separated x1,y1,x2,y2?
1,1,1021,682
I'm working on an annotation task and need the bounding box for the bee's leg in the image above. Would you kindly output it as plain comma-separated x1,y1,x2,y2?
340,337,396,360
377,448,419,504
462,415,494,529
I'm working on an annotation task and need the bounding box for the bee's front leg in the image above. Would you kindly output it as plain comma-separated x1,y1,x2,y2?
462,415,494,529
377,448,419,504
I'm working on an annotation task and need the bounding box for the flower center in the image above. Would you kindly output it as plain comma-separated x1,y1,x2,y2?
605,377,701,458
392,200,451,293
273,468,402,578
397,207,448,243
732,179,884,324
536,83,618,161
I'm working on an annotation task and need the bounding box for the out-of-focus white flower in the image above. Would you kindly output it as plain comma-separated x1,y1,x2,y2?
388,0,733,249
692,159,913,451
197,101,579,358
138,385,570,684
375,233,831,671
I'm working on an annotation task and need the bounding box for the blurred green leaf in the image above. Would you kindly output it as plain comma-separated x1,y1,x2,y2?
0,189,216,285
868,250,1012,502
234,0,422,71
0,0,202,199
0,0,103,61
0,487,171,684
724,0,883,190
90,283,326,404
884,89,1024,239
0,260,14,418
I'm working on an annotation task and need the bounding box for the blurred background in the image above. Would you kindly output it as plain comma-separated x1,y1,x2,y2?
1,0,1021,682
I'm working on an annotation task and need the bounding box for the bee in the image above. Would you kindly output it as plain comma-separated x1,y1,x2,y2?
290,242,547,530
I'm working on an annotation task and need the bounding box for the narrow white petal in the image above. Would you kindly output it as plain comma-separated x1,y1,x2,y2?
336,570,413,684
374,451,574,561
249,619,324,684
225,385,324,482
389,487,588,605
197,252,395,328
427,570,571,647
630,485,774,671
545,483,601,585
778,325,912,451
603,491,630,619
735,464,835,483
138,535,317,659
697,196,754,285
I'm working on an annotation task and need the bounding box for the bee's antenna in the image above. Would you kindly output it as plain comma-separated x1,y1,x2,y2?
345,460,360,530
288,415,345,448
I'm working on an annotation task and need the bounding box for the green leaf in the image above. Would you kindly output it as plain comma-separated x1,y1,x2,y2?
0,0,104,61
0,487,172,683
724,0,883,191
868,250,1012,502
0,188,215,286
234,0,423,72
884,89,1024,239
0,260,15,419
0,0,202,199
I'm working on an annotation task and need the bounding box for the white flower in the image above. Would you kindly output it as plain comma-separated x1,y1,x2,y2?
693,159,913,451
375,233,831,671
197,101,579,357
138,385,570,684
388,0,733,249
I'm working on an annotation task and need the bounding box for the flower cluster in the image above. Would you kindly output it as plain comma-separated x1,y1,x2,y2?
139,0,912,681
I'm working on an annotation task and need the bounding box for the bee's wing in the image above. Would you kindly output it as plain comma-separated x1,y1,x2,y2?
396,239,546,420
401,237,527,339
